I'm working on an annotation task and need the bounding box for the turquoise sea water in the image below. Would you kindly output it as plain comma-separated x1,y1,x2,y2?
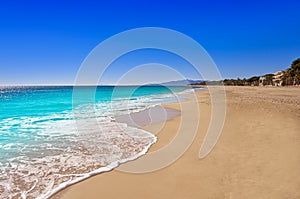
0,86,191,198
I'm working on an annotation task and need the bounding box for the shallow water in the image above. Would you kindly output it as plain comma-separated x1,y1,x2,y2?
0,86,192,198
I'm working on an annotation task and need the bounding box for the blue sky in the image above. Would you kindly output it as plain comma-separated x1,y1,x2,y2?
0,0,299,85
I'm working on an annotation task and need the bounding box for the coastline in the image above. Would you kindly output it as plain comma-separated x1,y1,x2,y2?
53,86,300,199
0,86,193,198
39,87,192,199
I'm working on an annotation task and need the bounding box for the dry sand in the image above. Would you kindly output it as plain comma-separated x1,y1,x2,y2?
53,86,300,199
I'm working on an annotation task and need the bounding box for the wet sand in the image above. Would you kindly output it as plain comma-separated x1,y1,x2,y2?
115,105,181,128
53,86,300,199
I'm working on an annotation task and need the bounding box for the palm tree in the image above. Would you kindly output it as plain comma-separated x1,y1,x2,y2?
283,68,292,86
291,58,300,85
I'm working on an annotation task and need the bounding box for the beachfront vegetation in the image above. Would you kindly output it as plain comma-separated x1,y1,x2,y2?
283,58,300,85
193,58,300,86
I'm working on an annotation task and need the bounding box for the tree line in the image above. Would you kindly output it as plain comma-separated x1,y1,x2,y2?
194,57,300,86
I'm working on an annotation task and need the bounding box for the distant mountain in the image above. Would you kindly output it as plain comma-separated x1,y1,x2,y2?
148,79,203,86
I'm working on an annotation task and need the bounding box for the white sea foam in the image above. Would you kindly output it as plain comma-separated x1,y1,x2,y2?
0,119,156,198
0,87,197,199
38,132,157,199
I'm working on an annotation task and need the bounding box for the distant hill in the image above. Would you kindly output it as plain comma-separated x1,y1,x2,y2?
148,79,204,86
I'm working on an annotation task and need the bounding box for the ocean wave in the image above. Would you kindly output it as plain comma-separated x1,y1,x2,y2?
0,86,195,198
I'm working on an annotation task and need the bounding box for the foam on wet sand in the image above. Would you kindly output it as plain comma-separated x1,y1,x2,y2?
54,86,300,199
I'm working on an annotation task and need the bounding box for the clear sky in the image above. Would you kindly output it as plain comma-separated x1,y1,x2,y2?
0,0,300,85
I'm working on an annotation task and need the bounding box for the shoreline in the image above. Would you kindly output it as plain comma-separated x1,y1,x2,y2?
53,86,300,199
0,86,194,198
50,90,194,199
46,88,194,199
44,104,184,198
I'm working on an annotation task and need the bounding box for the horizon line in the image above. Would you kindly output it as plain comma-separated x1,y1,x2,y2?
0,84,199,87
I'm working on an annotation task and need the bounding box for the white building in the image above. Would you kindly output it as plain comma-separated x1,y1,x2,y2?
273,71,284,86
259,76,266,86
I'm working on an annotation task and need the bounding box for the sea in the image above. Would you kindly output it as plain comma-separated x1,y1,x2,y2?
0,86,194,199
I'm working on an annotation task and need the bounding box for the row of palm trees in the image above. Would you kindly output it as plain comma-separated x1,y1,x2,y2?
222,58,300,86
192,58,300,86
282,58,300,86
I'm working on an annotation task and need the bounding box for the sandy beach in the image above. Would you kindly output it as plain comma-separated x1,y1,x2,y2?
53,86,300,199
